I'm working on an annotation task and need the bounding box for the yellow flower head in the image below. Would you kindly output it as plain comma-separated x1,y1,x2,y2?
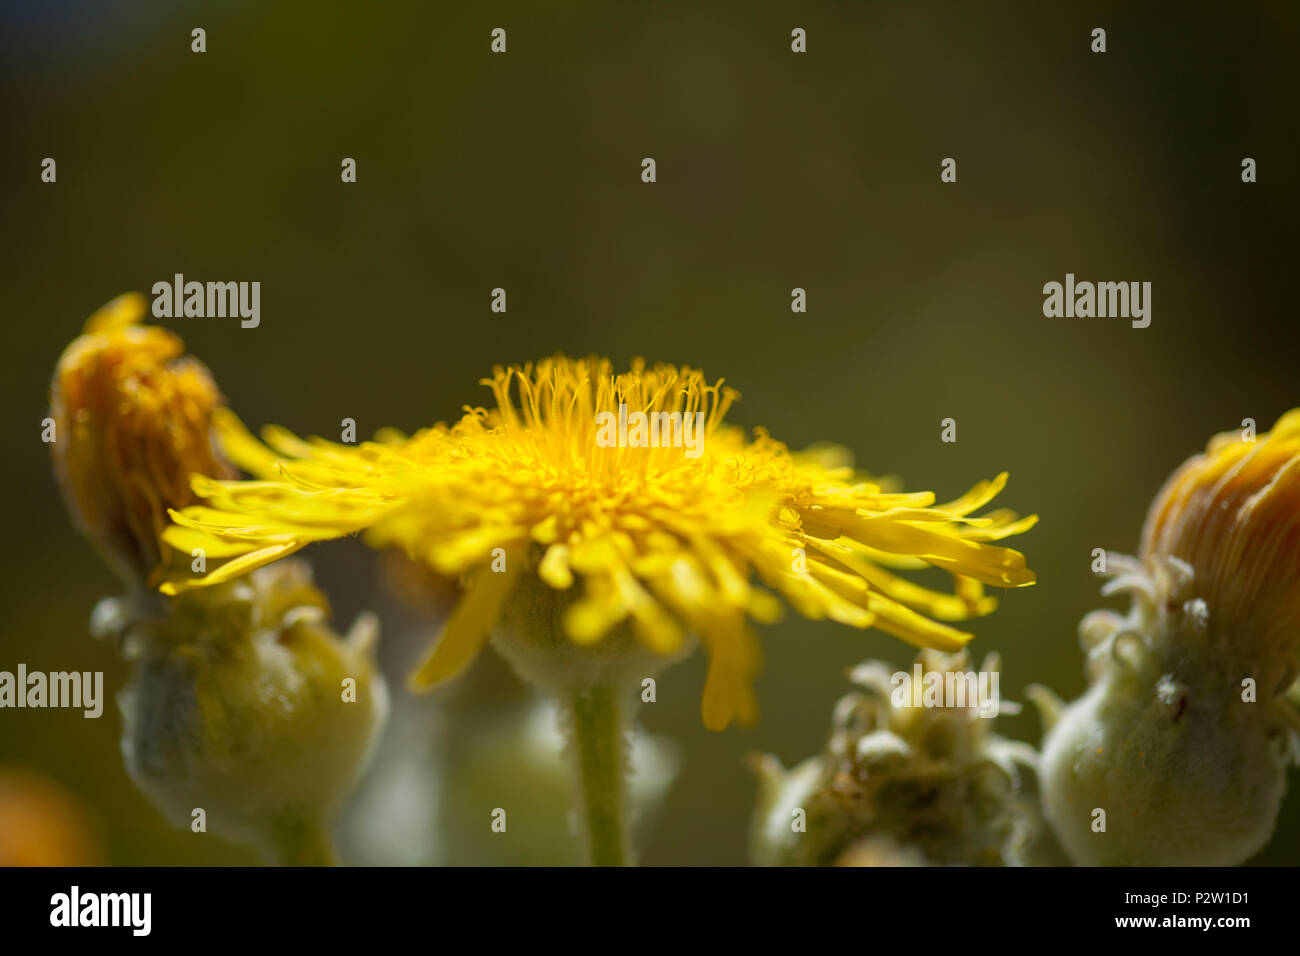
50,294,233,589
1141,409,1300,687
163,356,1036,729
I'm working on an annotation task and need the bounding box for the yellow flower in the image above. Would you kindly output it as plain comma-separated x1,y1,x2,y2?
50,294,232,589
1141,409,1300,692
163,357,1036,729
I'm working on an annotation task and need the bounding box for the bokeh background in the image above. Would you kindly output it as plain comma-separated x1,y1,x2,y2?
2,1,1298,865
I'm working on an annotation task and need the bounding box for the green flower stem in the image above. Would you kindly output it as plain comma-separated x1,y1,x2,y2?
568,683,630,866
264,812,339,866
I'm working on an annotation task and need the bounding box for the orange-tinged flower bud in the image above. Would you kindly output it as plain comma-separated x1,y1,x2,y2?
1141,409,1300,693
1039,410,1300,865
49,294,233,590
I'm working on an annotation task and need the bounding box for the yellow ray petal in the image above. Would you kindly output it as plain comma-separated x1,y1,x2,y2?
407,550,524,691
212,407,285,477
700,621,761,731
160,540,306,594
863,592,972,652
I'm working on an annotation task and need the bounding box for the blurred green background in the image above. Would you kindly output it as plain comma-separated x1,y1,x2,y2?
2,1,1298,865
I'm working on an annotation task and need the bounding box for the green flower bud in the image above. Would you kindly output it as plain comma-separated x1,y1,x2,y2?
1038,557,1296,865
112,560,388,864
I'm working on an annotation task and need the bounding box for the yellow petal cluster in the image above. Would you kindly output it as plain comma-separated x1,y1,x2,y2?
164,357,1036,729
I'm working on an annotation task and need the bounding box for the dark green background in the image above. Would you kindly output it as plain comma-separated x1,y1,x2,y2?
2,1,1297,864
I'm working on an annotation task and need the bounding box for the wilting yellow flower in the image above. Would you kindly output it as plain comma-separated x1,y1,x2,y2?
50,294,232,589
163,357,1036,729
1141,409,1300,692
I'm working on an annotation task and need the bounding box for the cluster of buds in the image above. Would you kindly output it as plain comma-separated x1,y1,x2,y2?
749,648,1038,866
49,295,387,864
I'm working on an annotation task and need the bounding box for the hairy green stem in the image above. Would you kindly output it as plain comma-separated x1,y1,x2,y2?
263,813,338,866
568,684,630,866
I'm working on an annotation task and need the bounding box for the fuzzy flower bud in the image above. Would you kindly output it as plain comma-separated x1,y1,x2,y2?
749,648,1037,866
1039,411,1300,865
109,560,388,864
